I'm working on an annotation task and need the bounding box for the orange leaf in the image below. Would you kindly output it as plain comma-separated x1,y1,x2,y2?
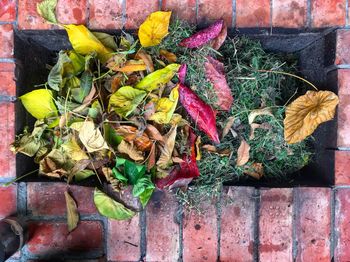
160,49,177,63
236,139,250,166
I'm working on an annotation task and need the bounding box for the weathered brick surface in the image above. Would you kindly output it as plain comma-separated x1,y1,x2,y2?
337,69,350,148
0,24,13,58
107,215,140,261
0,185,17,218
0,62,15,96
56,0,87,25
311,0,346,27
183,200,218,262
27,221,104,256
146,190,179,261
336,30,350,65
272,0,307,28
236,0,270,27
125,0,159,29
18,0,51,29
335,188,350,261
0,0,16,22
259,188,293,262
295,188,331,262
335,151,350,185
220,187,255,262
27,183,97,217
89,0,123,29
162,0,196,24
197,0,232,26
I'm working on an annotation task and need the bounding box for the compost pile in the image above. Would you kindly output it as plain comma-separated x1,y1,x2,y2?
10,2,339,227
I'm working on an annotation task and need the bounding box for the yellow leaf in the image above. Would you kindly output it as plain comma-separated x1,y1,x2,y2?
149,86,179,124
108,86,147,118
236,139,250,166
20,89,57,119
117,140,144,161
156,125,177,169
195,136,201,160
135,64,180,91
61,138,89,161
109,60,147,73
284,90,339,144
138,11,172,47
159,49,177,63
64,191,79,232
64,24,112,63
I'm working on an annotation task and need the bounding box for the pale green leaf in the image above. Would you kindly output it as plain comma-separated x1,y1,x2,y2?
37,0,58,24
92,32,118,51
64,191,79,232
75,170,95,182
61,138,89,161
139,188,154,208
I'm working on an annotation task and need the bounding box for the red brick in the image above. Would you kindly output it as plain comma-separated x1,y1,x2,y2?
0,62,15,96
107,215,140,261
27,221,104,255
335,30,350,65
183,200,218,262
259,188,293,262
0,0,16,22
335,188,350,261
311,0,346,27
0,24,13,58
89,0,123,29
18,0,51,30
146,191,179,261
272,0,307,28
56,0,87,25
0,103,15,178
162,0,196,24
27,183,97,216
0,185,17,218
337,69,350,148
125,0,159,29
220,187,255,262
295,188,331,262
236,0,270,27
335,151,350,185
197,0,232,26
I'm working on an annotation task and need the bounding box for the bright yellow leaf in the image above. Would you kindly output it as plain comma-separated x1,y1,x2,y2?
108,86,147,118
135,64,180,91
20,89,57,119
284,90,339,144
64,24,112,63
138,11,172,47
150,86,179,124
109,60,147,73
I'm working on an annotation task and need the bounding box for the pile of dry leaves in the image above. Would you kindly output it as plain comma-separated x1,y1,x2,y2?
9,0,339,229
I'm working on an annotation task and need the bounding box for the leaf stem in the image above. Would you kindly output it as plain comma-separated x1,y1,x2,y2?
2,169,39,187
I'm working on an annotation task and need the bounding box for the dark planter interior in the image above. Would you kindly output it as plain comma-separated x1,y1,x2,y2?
14,28,338,187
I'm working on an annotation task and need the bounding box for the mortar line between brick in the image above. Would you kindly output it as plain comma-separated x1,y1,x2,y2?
292,187,299,261
178,201,184,262
140,209,147,260
346,0,349,26
195,0,198,24
86,0,90,28
334,185,350,189
270,0,273,33
158,0,162,10
102,216,108,261
0,58,16,63
14,0,18,29
330,188,336,260
232,0,236,28
253,188,260,262
122,0,127,28
306,0,312,28
17,182,27,218
216,185,223,262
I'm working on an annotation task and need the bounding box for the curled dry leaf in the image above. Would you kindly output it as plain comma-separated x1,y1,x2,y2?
143,101,156,120
244,163,264,179
179,19,224,48
145,124,164,143
179,83,220,143
115,126,152,151
222,116,235,139
248,107,273,125
284,90,339,144
147,143,156,171
64,191,79,232
211,21,227,50
135,50,154,73
202,144,217,152
236,139,250,166
117,140,144,161
160,49,177,63
205,56,233,111
156,125,177,169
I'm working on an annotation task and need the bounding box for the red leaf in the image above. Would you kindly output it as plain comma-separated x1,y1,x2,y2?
178,83,220,143
205,56,233,111
178,64,187,84
156,128,199,189
179,20,224,48
211,21,227,50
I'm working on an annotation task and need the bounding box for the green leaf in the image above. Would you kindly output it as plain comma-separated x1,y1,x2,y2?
75,170,95,182
139,188,154,208
20,89,58,119
77,71,93,103
125,160,146,185
108,86,147,118
94,188,135,220
92,32,118,51
135,64,180,91
103,123,123,148
68,50,85,74
132,177,154,197
64,191,79,232
37,0,58,24
48,51,72,91
112,167,128,184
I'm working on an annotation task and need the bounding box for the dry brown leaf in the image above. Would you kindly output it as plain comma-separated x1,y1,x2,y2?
145,124,164,143
218,148,232,157
135,50,154,73
284,90,339,144
82,84,96,104
156,125,177,169
244,163,264,179
117,140,144,161
248,107,274,125
172,156,185,163
144,101,156,120
236,139,250,166
64,191,79,232
222,116,235,139
115,125,152,151
147,143,156,171
160,49,177,63
202,144,217,152
211,21,227,50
